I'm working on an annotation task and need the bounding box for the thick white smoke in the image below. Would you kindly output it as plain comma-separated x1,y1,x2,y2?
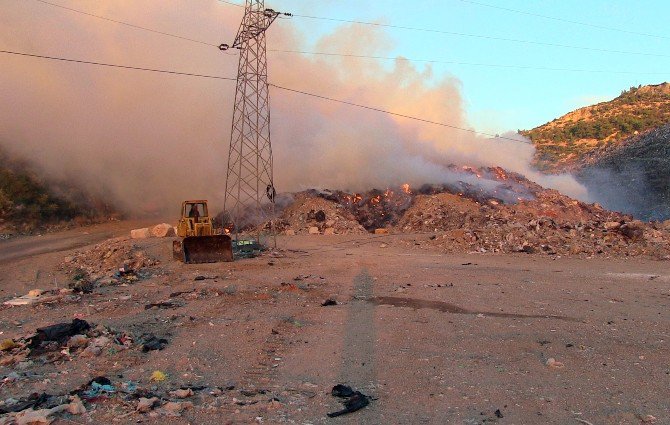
0,0,588,217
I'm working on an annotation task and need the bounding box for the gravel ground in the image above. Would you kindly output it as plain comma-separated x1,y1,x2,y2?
0,224,668,424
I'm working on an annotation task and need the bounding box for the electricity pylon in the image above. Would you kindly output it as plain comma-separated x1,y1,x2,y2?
221,0,280,240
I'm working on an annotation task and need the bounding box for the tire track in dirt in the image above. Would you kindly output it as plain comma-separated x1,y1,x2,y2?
335,269,379,423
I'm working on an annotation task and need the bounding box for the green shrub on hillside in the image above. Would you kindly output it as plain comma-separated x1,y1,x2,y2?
0,167,79,224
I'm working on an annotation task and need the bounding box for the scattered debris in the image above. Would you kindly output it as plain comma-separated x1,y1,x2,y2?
151,370,167,382
641,414,658,424
194,275,218,281
69,277,94,294
3,289,68,307
137,397,160,413
546,357,565,369
169,388,194,399
161,400,193,416
0,339,19,352
144,300,183,310
232,239,264,259
321,299,338,306
0,394,86,423
80,376,115,399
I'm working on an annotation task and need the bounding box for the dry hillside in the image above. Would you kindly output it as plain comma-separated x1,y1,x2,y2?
523,83,670,171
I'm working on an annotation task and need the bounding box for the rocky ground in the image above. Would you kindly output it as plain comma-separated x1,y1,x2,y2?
0,219,669,424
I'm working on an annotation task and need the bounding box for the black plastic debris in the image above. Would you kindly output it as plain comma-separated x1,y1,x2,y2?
327,384,371,418
29,319,91,349
321,299,338,307
141,334,169,352
315,210,327,222
331,384,355,398
495,409,504,418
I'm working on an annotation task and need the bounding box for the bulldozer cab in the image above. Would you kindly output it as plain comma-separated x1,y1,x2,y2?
177,200,212,237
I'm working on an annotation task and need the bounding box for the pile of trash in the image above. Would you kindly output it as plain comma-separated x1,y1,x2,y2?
61,237,157,289
0,319,135,368
263,163,670,258
267,193,366,235
0,318,183,423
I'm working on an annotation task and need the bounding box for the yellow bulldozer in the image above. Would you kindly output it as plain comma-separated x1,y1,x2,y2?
172,200,233,263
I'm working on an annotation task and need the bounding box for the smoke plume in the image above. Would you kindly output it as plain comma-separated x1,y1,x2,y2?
0,0,587,217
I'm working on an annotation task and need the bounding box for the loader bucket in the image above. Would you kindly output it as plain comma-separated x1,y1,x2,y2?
173,235,233,264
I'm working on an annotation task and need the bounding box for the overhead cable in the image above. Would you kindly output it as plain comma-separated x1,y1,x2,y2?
216,0,244,8
0,49,236,80
34,0,218,47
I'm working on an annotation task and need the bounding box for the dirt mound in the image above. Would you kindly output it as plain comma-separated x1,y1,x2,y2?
396,193,488,233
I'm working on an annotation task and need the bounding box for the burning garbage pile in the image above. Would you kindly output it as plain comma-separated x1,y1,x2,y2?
265,164,670,258
265,165,542,234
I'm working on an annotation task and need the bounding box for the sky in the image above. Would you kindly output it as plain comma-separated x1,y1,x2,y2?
272,0,670,133
3,0,669,134
0,0,667,214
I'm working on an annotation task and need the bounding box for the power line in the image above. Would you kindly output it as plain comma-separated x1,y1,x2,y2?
458,0,670,41
288,13,670,59
0,49,236,81
34,0,218,48
216,0,244,8
268,49,669,75
268,83,529,144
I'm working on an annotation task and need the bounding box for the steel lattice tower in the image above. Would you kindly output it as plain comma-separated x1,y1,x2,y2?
222,0,279,237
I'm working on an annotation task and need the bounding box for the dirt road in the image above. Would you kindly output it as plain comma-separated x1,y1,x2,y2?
0,220,154,265
0,227,668,424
